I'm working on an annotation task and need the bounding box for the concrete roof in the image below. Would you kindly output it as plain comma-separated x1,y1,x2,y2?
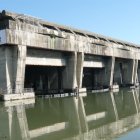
0,10,139,48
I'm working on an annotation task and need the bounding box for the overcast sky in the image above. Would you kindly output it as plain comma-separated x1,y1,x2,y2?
0,0,140,44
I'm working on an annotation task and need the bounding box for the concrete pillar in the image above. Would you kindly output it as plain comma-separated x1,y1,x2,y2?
0,46,25,94
76,52,84,88
0,47,8,92
134,60,138,85
123,59,138,85
138,61,140,82
14,45,27,93
104,57,115,87
63,52,77,89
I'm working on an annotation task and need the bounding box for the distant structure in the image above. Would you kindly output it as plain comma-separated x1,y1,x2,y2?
0,10,140,100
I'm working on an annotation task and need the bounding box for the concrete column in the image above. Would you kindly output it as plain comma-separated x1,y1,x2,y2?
0,46,20,94
104,57,115,87
62,52,77,89
0,47,8,92
76,52,84,88
14,45,27,93
134,60,138,85
138,61,140,82
123,59,138,85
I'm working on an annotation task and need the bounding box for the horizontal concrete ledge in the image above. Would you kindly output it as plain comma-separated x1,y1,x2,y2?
4,98,35,107
130,83,139,89
36,88,87,98
110,84,119,89
91,88,109,93
1,92,35,101
78,88,87,97
26,57,66,66
83,61,104,68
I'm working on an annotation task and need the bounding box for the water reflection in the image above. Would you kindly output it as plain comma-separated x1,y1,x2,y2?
0,88,140,140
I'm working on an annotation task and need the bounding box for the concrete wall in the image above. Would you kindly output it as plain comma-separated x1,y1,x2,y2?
5,29,140,59
0,11,140,95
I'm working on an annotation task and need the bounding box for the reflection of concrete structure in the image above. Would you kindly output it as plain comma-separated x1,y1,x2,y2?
1,89,140,139
0,10,140,100
0,99,35,140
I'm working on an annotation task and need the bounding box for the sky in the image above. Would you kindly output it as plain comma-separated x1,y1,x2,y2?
0,0,140,44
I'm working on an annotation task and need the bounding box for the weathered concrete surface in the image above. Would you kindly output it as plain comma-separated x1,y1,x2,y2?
62,52,77,89
103,57,115,87
0,10,140,99
77,52,84,88
15,45,27,93
0,11,140,59
2,92,35,101
2,29,140,59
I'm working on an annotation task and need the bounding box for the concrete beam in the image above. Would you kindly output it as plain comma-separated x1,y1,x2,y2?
83,61,104,68
2,10,139,50
3,29,140,59
26,57,66,66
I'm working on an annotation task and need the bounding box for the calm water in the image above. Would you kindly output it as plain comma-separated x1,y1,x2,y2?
0,88,140,140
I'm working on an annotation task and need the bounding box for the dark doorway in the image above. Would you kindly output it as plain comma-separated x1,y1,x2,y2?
24,65,64,95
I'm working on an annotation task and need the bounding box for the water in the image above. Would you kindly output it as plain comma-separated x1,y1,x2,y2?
0,88,140,140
